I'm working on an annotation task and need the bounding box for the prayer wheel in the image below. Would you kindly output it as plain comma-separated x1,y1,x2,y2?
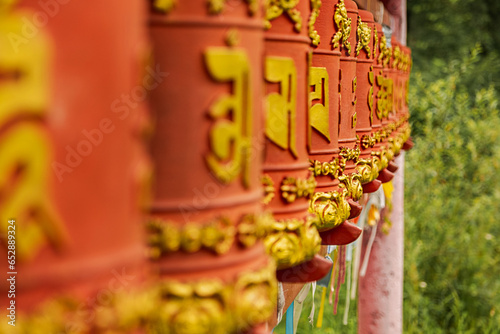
355,10,382,192
335,0,364,204
147,0,277,332
262,0,331,283
0,0,153,332
307,0,362,246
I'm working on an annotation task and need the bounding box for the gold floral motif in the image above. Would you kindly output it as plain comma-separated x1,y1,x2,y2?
309,189,351,231
309,158,345,178
262,174,275,205
372,148,389,171
208,0,258,15
331,0,352,54
264,216,321,269
308,0,321,46
280,175,317,203
361,134,376,149
392,45,401,69
152,0,176,13
265,0,302,32
378,35,391,67
7,264,277,334
339,145,360,161
356,157,379,184
338,173,363,201
355,15,372,57
147,213,270,257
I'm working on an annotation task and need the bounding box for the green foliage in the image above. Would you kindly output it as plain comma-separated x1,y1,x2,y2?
404,47,500,332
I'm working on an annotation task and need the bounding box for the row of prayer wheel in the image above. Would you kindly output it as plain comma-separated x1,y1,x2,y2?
0,0,411,333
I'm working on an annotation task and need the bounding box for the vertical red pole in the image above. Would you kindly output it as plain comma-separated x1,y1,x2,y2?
358,1,407,332
358,152,404,333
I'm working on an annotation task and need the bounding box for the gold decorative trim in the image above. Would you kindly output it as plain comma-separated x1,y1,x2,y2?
361,134,376,149
378,35,391,67
372,148,389,171
355,15,372,57
280,175,317,203
356,157,379,184
265,0,302,32
338,172,363,201
309,189,350,231
208,0,258,15
309,157,345,178
152,0,176,13
308,0,321,46
7,263,277,334
264,216,321,269
339,145,360,161
262,174,275,205
331,0,352,54
147,213,270,257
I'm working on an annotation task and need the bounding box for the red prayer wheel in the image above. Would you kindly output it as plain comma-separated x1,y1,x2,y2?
334,0,364,203
355,10,382,193
307,0,357,245
147,0,277,331
261,0,329,280
0,0,153,332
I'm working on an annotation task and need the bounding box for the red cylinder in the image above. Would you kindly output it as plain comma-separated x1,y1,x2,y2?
148,0,276,331
335,0,363,202
355,10,380,189
262,0,323,273
0,0,152,332
308,0,351,234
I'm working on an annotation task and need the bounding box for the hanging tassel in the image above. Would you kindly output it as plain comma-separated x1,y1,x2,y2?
308,282,317,325
328,247,339,304
343,251,353,325
316,287,327,328
286,301,294,334
333,245,345,315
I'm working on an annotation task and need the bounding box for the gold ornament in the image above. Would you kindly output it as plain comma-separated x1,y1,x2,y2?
309,189,351,231
355,15,372,57
331,0,352,54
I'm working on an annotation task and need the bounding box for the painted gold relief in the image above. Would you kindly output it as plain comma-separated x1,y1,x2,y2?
205,48,253,187
264,216,321,269
309,158,344,178
265,56,298,158
338,173,363,201
309,66,330,142
355,15,372,57
7,264,277,334
309,0,321,46
356,157,379,184
147,213,270,257
208,0,258,15
378,35,391,67
262,174,275,205
0,7,66,261
309,189,350,231
265,0,302,32
152,0,176,13
280,175,317,203
331,0,352,54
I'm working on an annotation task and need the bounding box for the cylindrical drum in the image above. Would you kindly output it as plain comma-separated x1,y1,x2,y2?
308,0,351,235
148,1,276,332
262,0,323,274
354,10,380,189
0,0,152,332
335,0,363,202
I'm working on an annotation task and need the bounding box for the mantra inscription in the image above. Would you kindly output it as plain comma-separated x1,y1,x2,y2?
0,3,65,260
205,47,253,187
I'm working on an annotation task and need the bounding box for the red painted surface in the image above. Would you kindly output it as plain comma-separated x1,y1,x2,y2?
358,153,405,334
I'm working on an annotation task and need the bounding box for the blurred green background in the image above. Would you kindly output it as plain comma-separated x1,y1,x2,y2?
274,0,500,332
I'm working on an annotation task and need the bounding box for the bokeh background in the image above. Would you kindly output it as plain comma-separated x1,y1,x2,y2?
274,0,500,332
